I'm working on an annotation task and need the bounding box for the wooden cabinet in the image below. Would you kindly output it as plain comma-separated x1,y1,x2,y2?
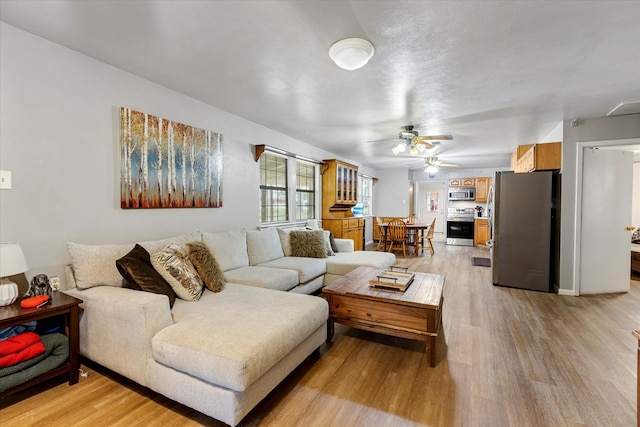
512,141,561,173
475,177,491,202
323,218,364,251
321,160,363,250
474,218,490,247
321,159,358,215
449,178,475,187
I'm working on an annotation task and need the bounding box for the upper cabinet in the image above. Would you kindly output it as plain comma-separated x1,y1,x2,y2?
321,159,358,218
475,177,491,202
449,178,476,187
511,141,562,173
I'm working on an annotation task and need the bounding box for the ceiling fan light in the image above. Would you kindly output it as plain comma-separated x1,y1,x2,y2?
409,145,420,156
392,142,407,155
417,144,426,153
329,38,375,70
424,165,439,174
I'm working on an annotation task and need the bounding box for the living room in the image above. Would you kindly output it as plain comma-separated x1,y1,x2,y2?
1,2,640,426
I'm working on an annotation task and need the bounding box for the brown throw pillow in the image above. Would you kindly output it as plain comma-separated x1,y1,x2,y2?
116,244,176,307
290,229,328,258
187,241,225,293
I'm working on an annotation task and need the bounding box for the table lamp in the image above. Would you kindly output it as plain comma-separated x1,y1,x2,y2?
0,242,29,306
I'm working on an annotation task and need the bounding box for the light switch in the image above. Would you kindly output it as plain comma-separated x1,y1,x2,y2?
0,170,12,189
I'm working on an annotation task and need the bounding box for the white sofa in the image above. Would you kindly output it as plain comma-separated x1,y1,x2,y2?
63,227,394,426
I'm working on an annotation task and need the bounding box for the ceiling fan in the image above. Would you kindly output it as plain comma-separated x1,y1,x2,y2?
368,125,453,156
423,156,458,177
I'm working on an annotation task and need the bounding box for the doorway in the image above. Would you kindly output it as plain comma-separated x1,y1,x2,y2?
415,182,445,241
575,138,639,295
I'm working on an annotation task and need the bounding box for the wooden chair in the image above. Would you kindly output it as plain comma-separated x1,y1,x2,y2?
387,219,408,257
419,218,436,255
375,217,389,251
405,214,418,247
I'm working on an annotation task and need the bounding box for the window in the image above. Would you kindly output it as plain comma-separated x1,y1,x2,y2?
259,151,319,224
359,175,373,215
295,161,315,220
259,153,288,223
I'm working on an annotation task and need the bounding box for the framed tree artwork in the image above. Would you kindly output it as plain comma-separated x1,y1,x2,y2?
120,107,223,208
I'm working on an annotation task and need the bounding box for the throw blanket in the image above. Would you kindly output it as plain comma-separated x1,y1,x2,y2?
0,332,45,367
0,333,69,392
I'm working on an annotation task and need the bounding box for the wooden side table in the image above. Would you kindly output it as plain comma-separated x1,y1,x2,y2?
0,292,82,397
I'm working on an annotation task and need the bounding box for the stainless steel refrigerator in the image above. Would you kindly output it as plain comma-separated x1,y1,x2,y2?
490,171,560,292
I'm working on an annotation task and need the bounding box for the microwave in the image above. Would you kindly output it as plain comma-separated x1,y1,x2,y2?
448,187,476,201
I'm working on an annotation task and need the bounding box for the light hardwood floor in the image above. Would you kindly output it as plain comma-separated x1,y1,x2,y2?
2,242,639,426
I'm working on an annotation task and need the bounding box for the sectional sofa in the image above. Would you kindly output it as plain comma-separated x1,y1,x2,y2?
63,226,395,426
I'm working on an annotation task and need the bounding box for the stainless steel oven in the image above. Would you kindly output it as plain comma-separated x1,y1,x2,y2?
446,208,474,246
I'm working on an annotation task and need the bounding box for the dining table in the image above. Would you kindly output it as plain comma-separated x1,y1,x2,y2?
380,221,431,255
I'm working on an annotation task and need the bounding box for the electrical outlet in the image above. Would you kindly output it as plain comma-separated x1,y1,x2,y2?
0,170,12,190
50,275,60,291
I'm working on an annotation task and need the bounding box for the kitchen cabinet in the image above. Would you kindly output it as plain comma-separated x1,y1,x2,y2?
474,218,490,247
449,178,476,187
323,218,365,251
475,177,491,202
512,142,561,173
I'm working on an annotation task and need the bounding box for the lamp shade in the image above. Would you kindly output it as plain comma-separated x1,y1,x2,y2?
0,242,29,277
329,38,375,70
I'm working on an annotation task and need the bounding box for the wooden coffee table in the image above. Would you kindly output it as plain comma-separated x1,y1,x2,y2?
323,266,445,367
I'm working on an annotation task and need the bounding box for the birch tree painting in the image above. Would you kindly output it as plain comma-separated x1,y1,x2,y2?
120,108,223,208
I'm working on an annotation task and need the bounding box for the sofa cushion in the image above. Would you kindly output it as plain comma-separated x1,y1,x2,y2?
116,244,176,307
258,256,326,284
153,283,328,392
223,266,299,292
187,241,225,293
151,243,204,301
276,227,305,257
202,230,249,272
289,230,327,258
246,227,284,265
67,232,199,289
326,251,396,276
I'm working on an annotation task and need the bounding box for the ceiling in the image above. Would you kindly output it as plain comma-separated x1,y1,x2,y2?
2,1,639,170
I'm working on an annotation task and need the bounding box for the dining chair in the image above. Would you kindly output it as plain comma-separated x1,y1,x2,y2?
419,218,436,255
375,217,389,251
387,219,408,257
405,214,418,247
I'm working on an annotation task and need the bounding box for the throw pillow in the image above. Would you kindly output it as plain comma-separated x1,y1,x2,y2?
151,243,204,301
632,227,640,244
323,230,335,256
187,241,225,293
289,229,328,258
329,231,339,253
116,244,176,307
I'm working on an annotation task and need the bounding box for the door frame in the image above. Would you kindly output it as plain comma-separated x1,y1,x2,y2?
414,181,446,241
571,137,639,296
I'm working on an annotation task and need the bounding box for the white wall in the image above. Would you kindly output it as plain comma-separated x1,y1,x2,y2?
373,169,411,217
0,23,364,286
633,161,640,227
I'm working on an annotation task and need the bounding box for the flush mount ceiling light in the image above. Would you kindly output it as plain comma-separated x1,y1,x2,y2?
329,38,375,70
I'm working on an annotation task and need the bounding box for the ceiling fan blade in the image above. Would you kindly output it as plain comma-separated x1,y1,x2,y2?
412,141,435,149
415,135,454,141
367,138,402,144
